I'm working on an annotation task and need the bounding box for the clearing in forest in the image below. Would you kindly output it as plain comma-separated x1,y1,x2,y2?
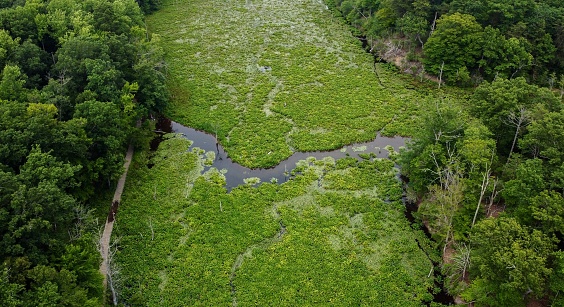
147,0,430,168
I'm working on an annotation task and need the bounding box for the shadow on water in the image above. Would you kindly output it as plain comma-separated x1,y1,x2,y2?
168,120,407,190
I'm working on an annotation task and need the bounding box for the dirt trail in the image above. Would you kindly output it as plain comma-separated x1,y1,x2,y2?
99,144,135,287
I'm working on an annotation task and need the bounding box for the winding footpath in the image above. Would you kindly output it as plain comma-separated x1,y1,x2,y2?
99,144,135,290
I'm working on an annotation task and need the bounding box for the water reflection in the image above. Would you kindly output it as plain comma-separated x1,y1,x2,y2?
159,119,408,190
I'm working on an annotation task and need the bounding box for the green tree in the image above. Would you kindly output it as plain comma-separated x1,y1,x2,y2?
11,40,50,88
529,191,564,235
502,158,546,210
479,26,532,79
0,267,23,307
397,13,428,47
550,251,564,307
464,217,555,306
1,147,80,262
73,100,127,186
84,58,122,102
450,0,535,30
521,110,564,165
400,100,466,194
423,13,483,81
133,34,168,114
0,64,26,101
470,77,559,158
0,0,43,42
0,29,19,68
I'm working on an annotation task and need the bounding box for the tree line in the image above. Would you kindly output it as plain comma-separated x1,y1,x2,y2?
328,0,564,86
398,77,564,305
327,0,564,305
0,0,165,305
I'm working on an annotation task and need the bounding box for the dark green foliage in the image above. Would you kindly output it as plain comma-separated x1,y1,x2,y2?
503,158,546,210
464,217,555,306
521,109,564,183
330,0,564,83
471,77,560,157
330,0,564,304
0,64,26,101
0,0,167,304
399,100,468,194
0,147,79,262
11,40,50,88
136,0,162,14
550,251,564,306
423,13,483,81
74,101,128,186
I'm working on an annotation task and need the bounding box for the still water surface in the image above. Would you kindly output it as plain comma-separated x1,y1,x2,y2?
158,118,408,189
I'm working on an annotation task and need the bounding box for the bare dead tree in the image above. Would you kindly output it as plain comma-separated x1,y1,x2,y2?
505,107,531,162
510,61,534,79
438,61,445,89
68,205,93,241
486,178,502,217
107,237,121,306
446,242,471,285
472,164,490,228
558,74,564,99
548,73,556,90
426,147,463,252
472,150,497,228
419,67,426,82
430,12,438,37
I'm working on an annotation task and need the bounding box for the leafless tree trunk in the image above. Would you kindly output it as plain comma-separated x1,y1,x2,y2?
510,61,533,79
558,74,564,99
427,147,463,252
430,12,438,37
416,34,424,48
107,238,121,306
486,179,502,216
472,165,490,228
506,107,530,162
438,61,444,89
447,243,471,284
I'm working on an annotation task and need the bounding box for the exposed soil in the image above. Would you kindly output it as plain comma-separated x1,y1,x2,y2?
487,203,505,218
442,243,455,265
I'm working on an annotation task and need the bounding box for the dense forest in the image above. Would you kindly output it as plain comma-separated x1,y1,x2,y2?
328,0,564,305
0,0,165,304
0,0,563,306
329,0,564,86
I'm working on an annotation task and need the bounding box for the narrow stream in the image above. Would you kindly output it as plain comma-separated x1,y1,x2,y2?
156,117,407,190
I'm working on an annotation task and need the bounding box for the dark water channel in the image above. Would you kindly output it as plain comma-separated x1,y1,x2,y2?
156,118,407,190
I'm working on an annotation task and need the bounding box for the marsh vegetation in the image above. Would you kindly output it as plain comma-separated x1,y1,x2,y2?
114,135,438,305
147,0,462,168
